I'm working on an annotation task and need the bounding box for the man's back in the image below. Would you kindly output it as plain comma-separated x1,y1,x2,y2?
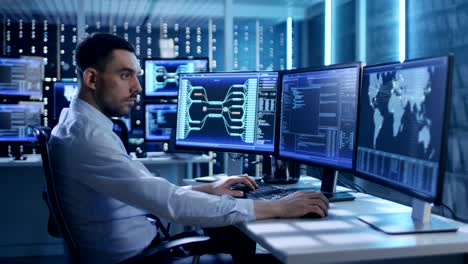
49,98,156,263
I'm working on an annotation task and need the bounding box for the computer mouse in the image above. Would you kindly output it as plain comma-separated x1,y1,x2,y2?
230,183,255,198
302,212,324,219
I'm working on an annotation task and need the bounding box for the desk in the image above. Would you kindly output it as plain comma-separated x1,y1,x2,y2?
237,177,468,264
0,153,211,258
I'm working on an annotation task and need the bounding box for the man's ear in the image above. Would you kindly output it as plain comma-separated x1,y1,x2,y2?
82,68,98,91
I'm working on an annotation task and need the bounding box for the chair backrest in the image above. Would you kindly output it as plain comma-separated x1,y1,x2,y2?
33,126,79,262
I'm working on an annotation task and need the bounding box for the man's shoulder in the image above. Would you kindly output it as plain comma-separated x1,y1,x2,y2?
51,111,98,144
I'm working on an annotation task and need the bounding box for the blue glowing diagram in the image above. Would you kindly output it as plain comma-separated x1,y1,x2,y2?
152,63,195,91
178,78,258,143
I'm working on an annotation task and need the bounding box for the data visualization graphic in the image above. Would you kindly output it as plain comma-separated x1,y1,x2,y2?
144,59,208,97
278,65,360,169
176,72,278,153
356,57,450,197
0,104,42,142
144,104,177,141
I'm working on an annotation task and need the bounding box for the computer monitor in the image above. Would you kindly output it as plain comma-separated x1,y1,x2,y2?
356,55,457,234
278,63,362,201
0,57,43,99
53,81,78,120
0,103,42,142
143,103,177,142
175,71,279,154
144,58,209,97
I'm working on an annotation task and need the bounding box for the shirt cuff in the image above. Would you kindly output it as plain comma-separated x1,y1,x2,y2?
182,185,192,190
235,198,256,222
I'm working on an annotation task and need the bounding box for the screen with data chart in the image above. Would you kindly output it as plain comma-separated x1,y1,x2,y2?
53,82,78,120
0,103,42,142
144,58,209,97
144,103,177,141
0,57,43,98
356,56,452,203
175,72,279,153
278,63,361,170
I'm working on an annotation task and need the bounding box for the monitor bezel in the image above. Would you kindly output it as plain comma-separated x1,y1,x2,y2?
174,71,280,155
276,62,363,174
354,54,453,205
142,57,210,99
142,101,178,143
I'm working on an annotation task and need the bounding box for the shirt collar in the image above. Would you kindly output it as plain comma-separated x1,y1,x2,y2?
70,97,114,131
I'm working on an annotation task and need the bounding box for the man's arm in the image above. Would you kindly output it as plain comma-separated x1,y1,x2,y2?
192,175,329,219
254,191,329,219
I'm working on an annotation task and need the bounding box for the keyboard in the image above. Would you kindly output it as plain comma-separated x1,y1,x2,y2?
244,184,355,202
246,185,296,200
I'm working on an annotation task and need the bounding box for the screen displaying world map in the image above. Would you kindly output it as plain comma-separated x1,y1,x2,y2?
356,56,450,200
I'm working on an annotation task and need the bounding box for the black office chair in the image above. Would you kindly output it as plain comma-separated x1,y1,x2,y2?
33,126,213,264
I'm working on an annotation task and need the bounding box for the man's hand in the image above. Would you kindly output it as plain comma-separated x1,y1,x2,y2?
192,174,259,197
254,191,329,219
210,174,259,197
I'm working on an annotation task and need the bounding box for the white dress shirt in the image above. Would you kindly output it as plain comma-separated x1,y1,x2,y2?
49,98,255,264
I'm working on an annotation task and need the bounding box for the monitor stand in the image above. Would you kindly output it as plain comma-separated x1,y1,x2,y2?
320,168,355,202
359,198,459,234
261,155,299,184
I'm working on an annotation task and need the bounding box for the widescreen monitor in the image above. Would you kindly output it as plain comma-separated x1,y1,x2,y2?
175,71,279,154
0,103,42,142
278,63,361,200
144,58,209,97
144,103,177,141
53,82,78,120
356,55,456,234
0,57,43,98
278,63,361,169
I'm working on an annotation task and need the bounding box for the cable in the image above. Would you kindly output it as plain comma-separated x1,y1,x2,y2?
337,174,367,194
439,203,457,220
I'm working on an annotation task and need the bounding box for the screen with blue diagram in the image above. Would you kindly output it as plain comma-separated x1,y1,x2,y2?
175,72,278,153
144,59,208,97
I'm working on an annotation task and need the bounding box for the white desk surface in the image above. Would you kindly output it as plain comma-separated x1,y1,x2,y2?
237,177,468,264
0,153,212,167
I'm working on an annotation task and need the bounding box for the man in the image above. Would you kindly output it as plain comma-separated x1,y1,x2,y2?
49,33,328,264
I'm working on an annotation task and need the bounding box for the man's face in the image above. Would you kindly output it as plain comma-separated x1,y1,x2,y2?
94,49,142,117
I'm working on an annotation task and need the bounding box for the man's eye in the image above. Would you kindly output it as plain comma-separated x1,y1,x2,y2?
121,73,131,79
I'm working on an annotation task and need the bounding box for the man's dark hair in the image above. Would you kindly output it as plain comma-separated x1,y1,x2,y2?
75,33,135,75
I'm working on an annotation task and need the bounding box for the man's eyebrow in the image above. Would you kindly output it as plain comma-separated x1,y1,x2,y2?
118,67,138,73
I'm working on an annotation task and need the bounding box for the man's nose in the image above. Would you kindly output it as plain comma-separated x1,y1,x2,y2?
133,78,142,93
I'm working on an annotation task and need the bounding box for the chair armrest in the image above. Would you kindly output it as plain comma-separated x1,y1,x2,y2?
141,236,210,257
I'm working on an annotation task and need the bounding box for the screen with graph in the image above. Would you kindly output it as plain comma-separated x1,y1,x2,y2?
144,58,209,97
0,57,43,98
278,63,361,170
175,72,278,153
356,56,452,202
144,103,177,141
0,103,42,142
